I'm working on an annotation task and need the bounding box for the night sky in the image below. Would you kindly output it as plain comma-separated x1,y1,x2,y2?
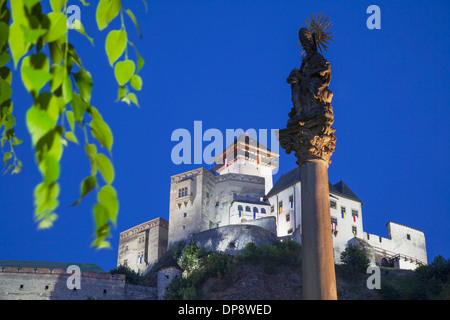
1,0,449,272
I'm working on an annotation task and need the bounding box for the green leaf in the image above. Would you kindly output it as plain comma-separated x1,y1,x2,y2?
0,22,9,49
71,176,97,206
70,94,88,124
46,12,68,43
129,41,145,73
96,153,115,184
96,0,121,31
125,9,141,37
66,110,75,132
0,51,10,67
117,86,126,101
50,64,65,93
34,182,60,229
21,53,52,94
89,107,113,152
26,105,58,146
9,22,29,69
73,19,94,45
105,30,127,66
127,92,139,107
65,131,78,144
50,0,67,12
73,69,93,104
129,74,142,91
62,73,72,103
3,151,12,166
0,78,12,105
114,60,135,86
97,185,119,226
24,0,40,11
91,203,111,249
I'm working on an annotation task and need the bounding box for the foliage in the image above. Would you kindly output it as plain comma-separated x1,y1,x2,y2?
339,243,371,279
237,240,302,273
165,242,235,300
109,264,152,287
0,0,145,248
377,255,450,300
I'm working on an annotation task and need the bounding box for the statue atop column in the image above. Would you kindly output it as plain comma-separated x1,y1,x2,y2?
279,13,336,166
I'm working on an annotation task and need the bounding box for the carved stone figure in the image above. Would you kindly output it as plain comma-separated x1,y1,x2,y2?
279,15,336,165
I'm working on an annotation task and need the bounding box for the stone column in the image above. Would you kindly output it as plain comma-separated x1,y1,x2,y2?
279,110,337,300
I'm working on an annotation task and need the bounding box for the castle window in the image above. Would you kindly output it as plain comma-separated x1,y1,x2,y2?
341,206,346,219
178,187,188,198
184,212,187,217
20,284,23,289
245,206,251,212
253,207,258,219
278,201,283,214
352,226,357,236
286,213,290,222
216,202,219,207
406,234,411,240
233,193,237,199
245,194,250,200
261,208,266,214
330,200,337,209
331,217,337,231
289,195,293,208
238,205,243,217
45,285,49,290
351,210,359,223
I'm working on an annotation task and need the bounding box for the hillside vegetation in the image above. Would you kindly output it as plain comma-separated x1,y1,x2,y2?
112,241,450,300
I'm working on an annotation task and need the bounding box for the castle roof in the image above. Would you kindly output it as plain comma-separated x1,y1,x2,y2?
157,255,182,272
0,260,105,273
265,166,363,203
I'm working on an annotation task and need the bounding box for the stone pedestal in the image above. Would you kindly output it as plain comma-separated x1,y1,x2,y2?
300,159,337,300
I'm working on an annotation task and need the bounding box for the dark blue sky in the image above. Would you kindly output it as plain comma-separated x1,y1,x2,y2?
1,0,449,272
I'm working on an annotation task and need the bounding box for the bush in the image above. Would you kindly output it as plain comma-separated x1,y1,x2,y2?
109,265,152,286
339,244,370,279
238,240,301,273
165,243,235,300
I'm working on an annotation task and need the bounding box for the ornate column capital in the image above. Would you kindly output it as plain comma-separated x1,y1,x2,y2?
279,112,336,166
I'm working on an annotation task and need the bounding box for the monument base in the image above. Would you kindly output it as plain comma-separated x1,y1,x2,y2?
300,159,337,300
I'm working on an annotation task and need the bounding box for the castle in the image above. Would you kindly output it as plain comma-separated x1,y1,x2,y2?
117,135,428,273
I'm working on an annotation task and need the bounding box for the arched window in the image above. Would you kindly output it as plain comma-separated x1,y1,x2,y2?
245,206,251,212
261,208,266,214
238,205,243,211
238,205,243,218
253,207,259,213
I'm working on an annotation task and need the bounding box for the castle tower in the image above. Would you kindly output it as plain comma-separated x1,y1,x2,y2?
214,134,279,194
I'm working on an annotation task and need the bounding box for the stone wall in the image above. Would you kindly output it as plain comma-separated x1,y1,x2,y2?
190,222,278,255
0,266,156,300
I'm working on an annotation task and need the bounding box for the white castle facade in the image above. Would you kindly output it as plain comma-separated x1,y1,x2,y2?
117,135,427,273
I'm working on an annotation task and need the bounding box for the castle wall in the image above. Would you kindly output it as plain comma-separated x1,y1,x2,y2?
360,222,427,270
190,223,278,255
214,173,266,227
0,266,157,300
117,217,168,274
